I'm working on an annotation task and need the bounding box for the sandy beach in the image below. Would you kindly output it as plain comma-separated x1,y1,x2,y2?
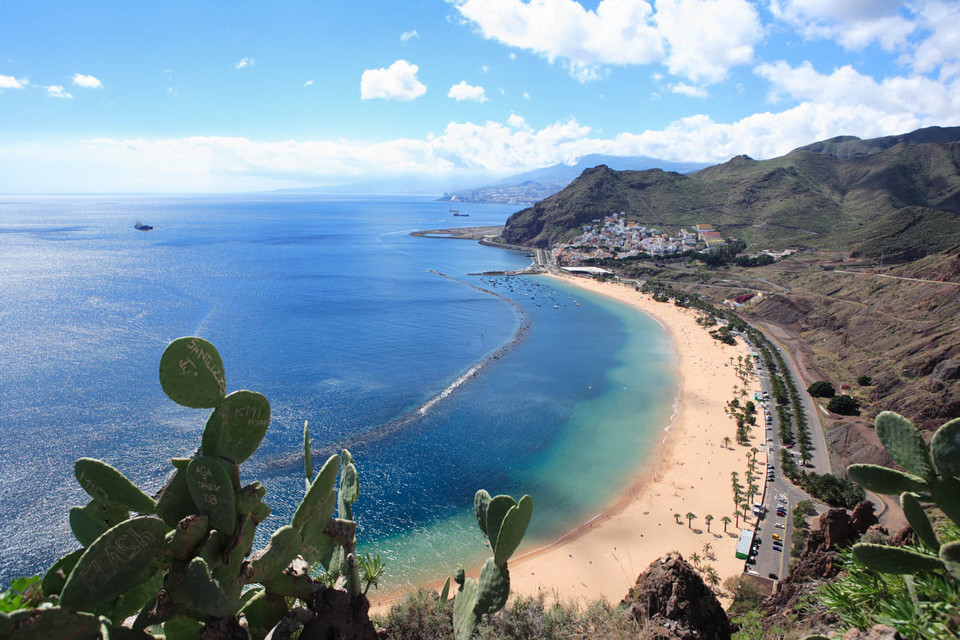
368,272,765,612
504,273,764,605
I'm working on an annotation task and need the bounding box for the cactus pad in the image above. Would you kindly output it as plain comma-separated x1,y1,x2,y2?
180,557,238,617
304,421,314,490
852,542,944,574
930,417,960,476
239,590,288,639
168,514,210,560
439,576,451,602
155,467,198,528
74,458,155,514
453,577,479,640
484,495,516,554
40,548,83,597
60,516,166,611
846,464,928,496
69,505,109,547
475,557,510,615
292,454,339,530
874,411,937,480
201,390,271,463
493,495,533,566
251,525,302,581
340,462,359,505
939,540,960,580
186,456,236,536
474,490,491,537
159,337,226,408
5,607,102,639
900,492,939,551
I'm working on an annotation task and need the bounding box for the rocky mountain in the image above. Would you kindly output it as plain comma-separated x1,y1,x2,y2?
438,154,709,204
500,126,960,253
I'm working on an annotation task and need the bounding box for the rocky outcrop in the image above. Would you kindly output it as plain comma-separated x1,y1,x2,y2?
842,624,904,640
619,552,731,640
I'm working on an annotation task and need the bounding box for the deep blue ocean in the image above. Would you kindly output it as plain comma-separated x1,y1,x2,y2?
0,195,676,590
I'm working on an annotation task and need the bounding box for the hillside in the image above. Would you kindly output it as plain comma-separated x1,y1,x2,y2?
500,126,960,252
437,154,709,204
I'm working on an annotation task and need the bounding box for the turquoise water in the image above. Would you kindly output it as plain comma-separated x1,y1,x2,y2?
0,195,675,588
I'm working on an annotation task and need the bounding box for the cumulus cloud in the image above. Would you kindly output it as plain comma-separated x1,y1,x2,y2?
453,0,760,83
0,75,26,90
769,0,914,51
360,60,427,101
668,82,707,98
507,113,528,129
72,73,103,88
234,57,254,69
903,1,960,80
46,85,73,99
401,30,419,43
448,81,487,102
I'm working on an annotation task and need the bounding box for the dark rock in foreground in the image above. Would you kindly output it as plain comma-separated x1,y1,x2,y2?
620,551,731,640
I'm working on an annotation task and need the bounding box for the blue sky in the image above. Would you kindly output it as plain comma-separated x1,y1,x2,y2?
1,0,958,193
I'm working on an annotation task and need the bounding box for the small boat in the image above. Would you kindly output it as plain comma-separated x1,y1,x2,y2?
450,209,469,217
134,220,154,231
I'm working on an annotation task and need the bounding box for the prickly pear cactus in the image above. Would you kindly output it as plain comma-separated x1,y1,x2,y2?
452,489,534,640
158,336,226,408
847,412,960,578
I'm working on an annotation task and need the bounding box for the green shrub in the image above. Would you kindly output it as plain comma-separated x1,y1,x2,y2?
827,394,860,415
856,375,872,386
807,381,836,398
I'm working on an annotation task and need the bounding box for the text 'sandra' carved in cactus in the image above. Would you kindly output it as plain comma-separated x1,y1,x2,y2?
846,411,960,579
2,335,535,640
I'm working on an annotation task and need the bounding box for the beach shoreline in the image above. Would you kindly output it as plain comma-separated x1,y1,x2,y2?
369,272,763,612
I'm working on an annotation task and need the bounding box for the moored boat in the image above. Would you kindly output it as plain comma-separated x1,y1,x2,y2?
134,220,154,231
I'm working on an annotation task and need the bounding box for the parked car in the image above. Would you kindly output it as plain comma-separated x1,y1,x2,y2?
768,573,779,580
772,533,783,541
775,523,785,529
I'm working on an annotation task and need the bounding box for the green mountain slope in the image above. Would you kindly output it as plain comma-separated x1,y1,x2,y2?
501,126,960,254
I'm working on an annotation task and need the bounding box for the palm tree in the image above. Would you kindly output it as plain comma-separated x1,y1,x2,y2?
689,552,701,568
686,512,697,529
702,542,713,558
674,513,682,525
721,515,732,533
704,566,721,588
723,436,732,449
704,514,713,533
733,509,740,528
741,502,750,517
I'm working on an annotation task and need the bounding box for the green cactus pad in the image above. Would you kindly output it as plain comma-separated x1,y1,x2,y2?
159,337,227,408
930,417,960,476
340,462,359,504
74,458,155,514
474,490,491,538
292,454,340,530
85,498,131,530
453,577,479,640
155,468,198,528
485,495,516,554
929,476,960,528
236,482,272,523
298,516,335,567
251,525,302,582
493,495,533,566
874,411,937,480
6,606,101,639
852,542,944,574
168,514,210,560
214,516,256,599
475,558,510,616
41,548,83,597
180,557,238,617
304,421,313,491
60,516,166,611
186,456,236,535
439,577,451,602
160,616,204,640
847,463,928,495
109,569,164,624
70,505,109,547
900,492,939,551
939,540,960,580
201,390,271,463
239,590,288,640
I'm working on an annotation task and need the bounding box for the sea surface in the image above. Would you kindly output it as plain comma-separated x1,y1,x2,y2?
0,195,676,589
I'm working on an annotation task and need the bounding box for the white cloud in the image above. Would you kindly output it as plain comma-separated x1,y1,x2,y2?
401,30,419,43
448,81,488,102
509,53,517,61
234,57,254,69
481,64,489,73
507,113,528,129
903,1,960,80
72,73,103,89
770,0,914,51
360,60,427,101
668,82,707,98
0,75,26,90
522,91,531,99
46,85,73,99
654,0,762,83
453,0,760,83
304,80,314,87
